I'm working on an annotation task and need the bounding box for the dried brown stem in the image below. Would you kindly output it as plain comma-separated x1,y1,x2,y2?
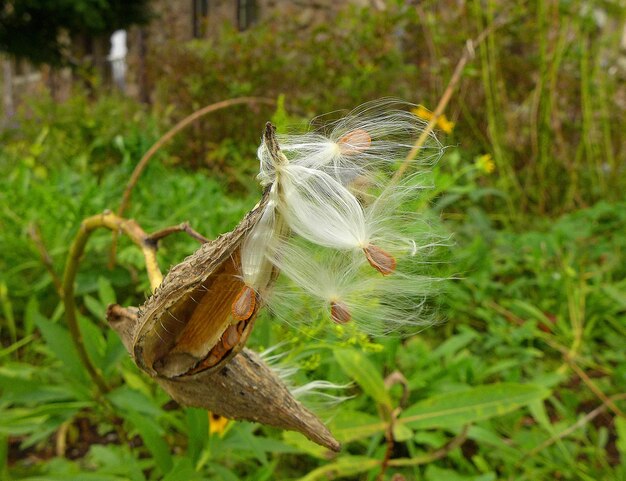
392,14,510,182
567,360,625,418
108,96,276,268
148,222,210,245
377,407,399,481
62,211,163,396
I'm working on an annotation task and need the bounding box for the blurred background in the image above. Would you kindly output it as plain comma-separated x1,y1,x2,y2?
1,1,626,480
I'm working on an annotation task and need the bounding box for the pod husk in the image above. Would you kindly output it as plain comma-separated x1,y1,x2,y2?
108,305,339,451
107,123,340,451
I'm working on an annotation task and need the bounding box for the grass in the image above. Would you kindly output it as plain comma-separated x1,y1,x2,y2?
1,1,626,479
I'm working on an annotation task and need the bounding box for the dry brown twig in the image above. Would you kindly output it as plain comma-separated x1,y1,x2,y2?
567,359,625,418
393,13,511,182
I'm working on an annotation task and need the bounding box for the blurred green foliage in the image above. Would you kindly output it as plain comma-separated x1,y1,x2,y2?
1,0,626,479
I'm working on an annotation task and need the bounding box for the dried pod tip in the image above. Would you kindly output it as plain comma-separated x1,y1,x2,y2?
330,300,351,324
364,244,396,276
232,285,256,321
338,129,371,155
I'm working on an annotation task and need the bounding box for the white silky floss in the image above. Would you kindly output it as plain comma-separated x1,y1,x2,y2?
239,99,444,333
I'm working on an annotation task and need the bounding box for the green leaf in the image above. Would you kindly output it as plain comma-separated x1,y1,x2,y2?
400,383,549,430
162,458,203,481
603,285,626,310
0,282,16,343
431,329,477,360
84,294,106,320
330,410,386,443
35,316,87,383
107,386,163,418
0,434,8,479
24,296,41,337
125,410,173,474
78,314,106,369
334,349,391,408
297,455,379,481
282,431,329,459
392,422,413,442
185,408,209,465
98,276,117,306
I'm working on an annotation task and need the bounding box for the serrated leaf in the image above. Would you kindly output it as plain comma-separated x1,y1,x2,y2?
334,349,391,408
400,383,549,430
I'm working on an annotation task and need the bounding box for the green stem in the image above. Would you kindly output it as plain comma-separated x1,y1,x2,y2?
62,217,111,395
62,212,164,397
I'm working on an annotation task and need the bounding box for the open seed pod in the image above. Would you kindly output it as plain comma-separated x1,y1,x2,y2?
108,305,340,451
107,124,340,451
131,187,273,380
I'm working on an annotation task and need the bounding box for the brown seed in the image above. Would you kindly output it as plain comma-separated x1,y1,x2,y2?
330,301,351,324
231,285,256,321
236,320,246,334
338,129,371,155
222,324,241,350
203,352,221,368
364,244,396,276
211,341,227,358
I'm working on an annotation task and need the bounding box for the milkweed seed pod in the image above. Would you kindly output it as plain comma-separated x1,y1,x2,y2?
108,306,339,451
107,124,339,451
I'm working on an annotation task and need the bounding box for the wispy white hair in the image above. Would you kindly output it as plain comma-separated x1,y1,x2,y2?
257,98,443,187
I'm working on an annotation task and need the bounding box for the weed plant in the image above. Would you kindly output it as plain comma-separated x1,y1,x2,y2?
1,0,626,479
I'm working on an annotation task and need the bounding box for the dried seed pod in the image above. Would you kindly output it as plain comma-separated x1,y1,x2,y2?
106,124,340,451
133,190,272,379
108,305,340,451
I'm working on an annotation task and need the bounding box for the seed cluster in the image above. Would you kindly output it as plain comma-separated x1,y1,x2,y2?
234,99,444,336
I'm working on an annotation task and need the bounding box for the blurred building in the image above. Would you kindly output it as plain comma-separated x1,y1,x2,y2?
1,0,387,119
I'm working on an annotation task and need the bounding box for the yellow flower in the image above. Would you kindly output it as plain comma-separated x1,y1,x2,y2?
208,411,229,436
475,153,495,174
411,105,455,134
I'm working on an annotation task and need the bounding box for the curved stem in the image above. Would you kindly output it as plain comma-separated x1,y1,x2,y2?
392,14,510,183
108,96,276,268
62,212,164,396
